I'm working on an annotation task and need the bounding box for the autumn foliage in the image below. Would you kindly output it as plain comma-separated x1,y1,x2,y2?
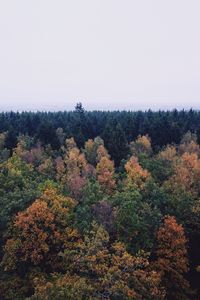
166,152,200,196
155,216,191,300
96,156,116,194
1,131,200,299
125,156,150,189
31,224,165,300
130,134,152,156
2,188,79,271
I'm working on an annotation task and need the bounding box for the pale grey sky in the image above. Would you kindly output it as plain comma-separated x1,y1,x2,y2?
0,0,200,111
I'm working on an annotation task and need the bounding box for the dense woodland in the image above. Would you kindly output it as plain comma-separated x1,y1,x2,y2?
1,104,200,165
0,105,200,299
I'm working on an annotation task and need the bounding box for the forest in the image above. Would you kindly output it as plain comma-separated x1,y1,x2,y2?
0,105,200,299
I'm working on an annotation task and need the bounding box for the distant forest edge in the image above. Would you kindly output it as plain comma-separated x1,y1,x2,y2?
1,104,200,165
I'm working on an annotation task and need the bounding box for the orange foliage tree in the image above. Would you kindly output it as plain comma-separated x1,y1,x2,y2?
155,216,191,300
31,223,165,300
1,187,79,272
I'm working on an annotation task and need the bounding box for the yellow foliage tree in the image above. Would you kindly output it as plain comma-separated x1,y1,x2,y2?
165,152,200,196
130,135,152,156
125,156,150,189
96,156,116,194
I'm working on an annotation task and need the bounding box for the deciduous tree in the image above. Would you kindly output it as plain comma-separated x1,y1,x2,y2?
125,156,150,189
96,156,116,194
155,216,191,300
1,188,79,272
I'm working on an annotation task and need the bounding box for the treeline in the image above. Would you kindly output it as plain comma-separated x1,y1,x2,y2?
1,104,200,165
0,127,200,299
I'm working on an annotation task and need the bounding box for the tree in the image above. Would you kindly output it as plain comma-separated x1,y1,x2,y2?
142,146,177,184
114,188,161,252
130,134,152,157
110,123,129,166
75,102,85,115
154,216,191,300
31,274,94,300
37,122,60,149
96,156,116,194
59,138,88,199
56,127,66,145
165,152,200,197
0,131,10,162
125,156,150,189
103,122,129,166
84,136,104,166
5,127,17,150
36,223,165,300
38,157,55,179
157,145,177,162
1,188,79,272
0,132,7,149
96,144,109,162
92,200,115,234
75,180,103,233
72,103,88,147
0,154,44,232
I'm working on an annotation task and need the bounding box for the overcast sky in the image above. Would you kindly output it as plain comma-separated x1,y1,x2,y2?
0,0,200,111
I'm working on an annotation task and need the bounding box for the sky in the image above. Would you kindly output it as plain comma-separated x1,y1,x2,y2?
0,0,200,112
